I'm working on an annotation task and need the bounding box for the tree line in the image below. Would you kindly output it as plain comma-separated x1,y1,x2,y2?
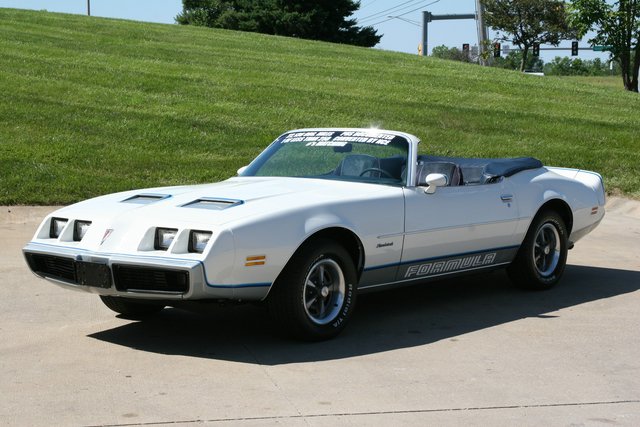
431,45,621,76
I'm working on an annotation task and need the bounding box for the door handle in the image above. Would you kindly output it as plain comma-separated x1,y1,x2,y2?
501,194,513,202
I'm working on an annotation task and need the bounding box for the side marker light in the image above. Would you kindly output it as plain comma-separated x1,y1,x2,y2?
245,255,266,267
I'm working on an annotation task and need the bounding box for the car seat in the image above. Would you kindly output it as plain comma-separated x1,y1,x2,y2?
416,161,463,186
335,154,381,177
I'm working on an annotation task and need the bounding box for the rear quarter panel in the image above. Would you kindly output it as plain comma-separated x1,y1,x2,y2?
509,167,605,244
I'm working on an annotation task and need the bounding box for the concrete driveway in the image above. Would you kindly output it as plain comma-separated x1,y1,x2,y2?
1,199,639,426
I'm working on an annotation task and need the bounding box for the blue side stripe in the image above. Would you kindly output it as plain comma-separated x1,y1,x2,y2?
364,245,520,272
205,282,271,289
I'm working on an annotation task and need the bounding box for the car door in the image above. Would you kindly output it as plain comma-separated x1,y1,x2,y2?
398,180,520,282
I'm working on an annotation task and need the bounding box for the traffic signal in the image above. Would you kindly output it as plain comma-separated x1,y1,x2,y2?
571,41,579,56
532,43,540,57
462,43,470,53
493,42,501,58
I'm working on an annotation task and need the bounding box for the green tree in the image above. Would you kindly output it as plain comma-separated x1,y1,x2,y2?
481,0,574,72
175,0,230,27
431,45,473,62
492,50,545,71
543,56,620,75
176,0,381,48
570,0,640,92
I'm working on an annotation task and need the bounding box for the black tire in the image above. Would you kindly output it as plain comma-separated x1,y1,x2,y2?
99,295,165,319
267,239,357,341
507,210,568,290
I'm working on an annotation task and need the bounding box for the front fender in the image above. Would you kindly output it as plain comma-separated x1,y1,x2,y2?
304,213,357,236
213,210,363,301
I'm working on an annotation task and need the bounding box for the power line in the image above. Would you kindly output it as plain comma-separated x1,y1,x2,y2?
359,0,432,24
387,16,422,27
358,0,427,23
367,0,441,27
359,0,383,11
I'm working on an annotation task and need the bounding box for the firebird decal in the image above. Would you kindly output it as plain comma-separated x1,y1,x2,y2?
100,229,114,246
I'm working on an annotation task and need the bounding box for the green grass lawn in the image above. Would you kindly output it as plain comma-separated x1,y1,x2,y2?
1,8,638,204
559,75,623,90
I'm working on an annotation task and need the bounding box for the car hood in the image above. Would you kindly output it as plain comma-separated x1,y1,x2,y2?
47,177,400,230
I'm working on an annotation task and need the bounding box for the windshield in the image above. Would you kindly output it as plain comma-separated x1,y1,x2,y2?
241,130,409,186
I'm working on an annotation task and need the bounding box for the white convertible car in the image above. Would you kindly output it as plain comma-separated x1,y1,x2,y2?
24,128,605,340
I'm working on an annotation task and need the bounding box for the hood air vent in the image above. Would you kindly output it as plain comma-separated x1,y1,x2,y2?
181,198,243,210
122,194,171,204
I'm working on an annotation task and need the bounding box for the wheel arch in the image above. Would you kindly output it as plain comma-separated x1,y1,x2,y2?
296,227,365,280
536,198,573,235
266,226,365,299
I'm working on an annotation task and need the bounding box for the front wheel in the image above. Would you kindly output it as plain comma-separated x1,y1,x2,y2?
267,239,357,341
507,210,568,290
99,295,165,319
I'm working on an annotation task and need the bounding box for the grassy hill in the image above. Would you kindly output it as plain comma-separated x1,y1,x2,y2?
0,8,638,204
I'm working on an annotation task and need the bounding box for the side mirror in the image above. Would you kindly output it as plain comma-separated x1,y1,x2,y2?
423,173,448,194
237,166,248,176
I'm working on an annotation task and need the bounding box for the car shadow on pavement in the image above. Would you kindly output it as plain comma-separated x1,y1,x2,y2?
89,264,640,365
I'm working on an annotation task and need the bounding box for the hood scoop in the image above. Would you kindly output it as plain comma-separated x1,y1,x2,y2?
181,197,244,211
121,193,171,204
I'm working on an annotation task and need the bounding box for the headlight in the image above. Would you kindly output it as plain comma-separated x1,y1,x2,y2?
73,220,92,241
154,228,178,251
189,230,212,254
49,218,68,238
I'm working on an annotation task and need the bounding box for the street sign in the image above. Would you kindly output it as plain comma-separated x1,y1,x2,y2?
593,45,613,52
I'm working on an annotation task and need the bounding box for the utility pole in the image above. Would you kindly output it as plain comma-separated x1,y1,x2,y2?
421,11,430,56
475,0,489,65
422,12,476,56
421,7,489,63
87,0,91,16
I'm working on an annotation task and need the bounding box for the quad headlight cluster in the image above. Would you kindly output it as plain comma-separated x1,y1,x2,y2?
154,228,212,254
73,220,92,241
49,217,68,238
49,218,92,242
154,228,178,251
48,218,211,253
189,230,212,254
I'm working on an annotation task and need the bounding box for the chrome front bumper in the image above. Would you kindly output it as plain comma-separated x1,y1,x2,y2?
23,242,221,300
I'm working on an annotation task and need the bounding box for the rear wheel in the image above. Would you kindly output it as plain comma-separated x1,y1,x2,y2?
267,239,357,341
508,210,568,290
99,295,165,319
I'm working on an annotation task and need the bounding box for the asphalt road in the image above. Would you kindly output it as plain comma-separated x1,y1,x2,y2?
1,199,639,426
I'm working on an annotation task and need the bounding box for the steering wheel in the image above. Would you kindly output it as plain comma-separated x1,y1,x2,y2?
359,168,394,179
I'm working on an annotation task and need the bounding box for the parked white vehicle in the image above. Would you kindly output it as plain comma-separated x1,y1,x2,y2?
24,128,605,340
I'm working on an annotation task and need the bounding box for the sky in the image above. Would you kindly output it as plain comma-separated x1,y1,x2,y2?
0,0,609,62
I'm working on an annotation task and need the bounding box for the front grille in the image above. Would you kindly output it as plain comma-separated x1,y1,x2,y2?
25,253,76,282
113,265,189,294
25,253,189,295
